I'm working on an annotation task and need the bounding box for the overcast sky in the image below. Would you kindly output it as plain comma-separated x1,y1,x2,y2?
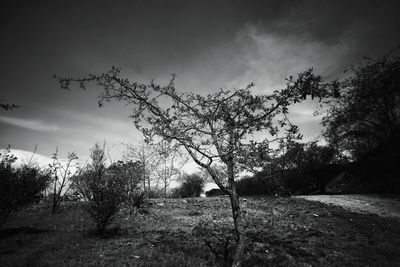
1,0,399,163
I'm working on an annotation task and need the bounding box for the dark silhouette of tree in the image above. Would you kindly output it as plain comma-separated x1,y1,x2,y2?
57,67,327,266
0,148,50,227
173,173,205,198
322,54,400,160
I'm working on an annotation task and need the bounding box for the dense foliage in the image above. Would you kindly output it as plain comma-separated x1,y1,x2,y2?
0,149,50,227
322,55,400,160
171,173,205,198
238,142,342,196
72,143,139,233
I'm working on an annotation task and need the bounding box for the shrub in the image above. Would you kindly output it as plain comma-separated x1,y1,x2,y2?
72,143,131,233
127,190,148,214
173,173,205,198
0,149,50,227
205,188,226,197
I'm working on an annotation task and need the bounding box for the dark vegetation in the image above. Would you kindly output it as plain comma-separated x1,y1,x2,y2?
171,173,206,198
319,54,400,194
231,54,400,197
0,148,50,227
72,143,134,233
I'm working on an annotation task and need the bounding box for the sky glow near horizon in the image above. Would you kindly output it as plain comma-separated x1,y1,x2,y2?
1,0,399,172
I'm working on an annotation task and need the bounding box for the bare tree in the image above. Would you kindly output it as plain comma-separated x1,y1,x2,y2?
48,148,79,213
57,67,327,266
155,140,186,197
123,141,160,193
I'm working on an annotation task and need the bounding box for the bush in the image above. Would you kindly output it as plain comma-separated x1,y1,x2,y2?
172,173,205,198
72,143,132,233
205,188,226,197
0,149,50,227
127,190,148,214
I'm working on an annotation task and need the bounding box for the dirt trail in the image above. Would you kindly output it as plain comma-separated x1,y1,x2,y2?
295,194,400,219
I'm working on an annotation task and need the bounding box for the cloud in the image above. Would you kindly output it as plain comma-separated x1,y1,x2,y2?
0,116,59,132
225,24,353,91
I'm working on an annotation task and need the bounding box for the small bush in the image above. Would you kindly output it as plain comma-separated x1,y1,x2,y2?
205,188,226,197
127,190,148,214
172,173,205,198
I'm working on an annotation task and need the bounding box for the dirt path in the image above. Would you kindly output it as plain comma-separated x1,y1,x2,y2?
295,194,400,219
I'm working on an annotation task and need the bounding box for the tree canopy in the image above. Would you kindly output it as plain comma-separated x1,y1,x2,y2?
322,55,400,160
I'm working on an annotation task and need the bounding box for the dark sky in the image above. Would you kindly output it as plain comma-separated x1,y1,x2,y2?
1,0,399,161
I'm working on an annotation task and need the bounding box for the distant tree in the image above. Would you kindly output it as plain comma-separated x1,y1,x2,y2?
123,141,160,193
173,173,205,198
108,160,142,193
57,67,329,266
205,188,226,197
0,148,50,227
282,141,339,194
155,140,186,197
48,148,79,213
236,175,269,196
321,54,400,160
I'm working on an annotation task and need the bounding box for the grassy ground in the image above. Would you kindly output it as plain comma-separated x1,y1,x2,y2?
1,196,399,266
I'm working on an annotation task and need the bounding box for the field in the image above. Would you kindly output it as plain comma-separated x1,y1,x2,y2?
1,196,400,266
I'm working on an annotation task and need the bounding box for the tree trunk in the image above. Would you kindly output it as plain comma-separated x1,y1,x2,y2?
164,159,167,198
227,158,245,267
229,191,245,267
52,175,58,214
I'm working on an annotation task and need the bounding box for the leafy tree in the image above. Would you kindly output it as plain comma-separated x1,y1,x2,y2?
281,141,339,194
173,173,205,198
57,67,327,266
249,141,339,195
322,55,400,160
0,148,50,227
108,160,142,193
